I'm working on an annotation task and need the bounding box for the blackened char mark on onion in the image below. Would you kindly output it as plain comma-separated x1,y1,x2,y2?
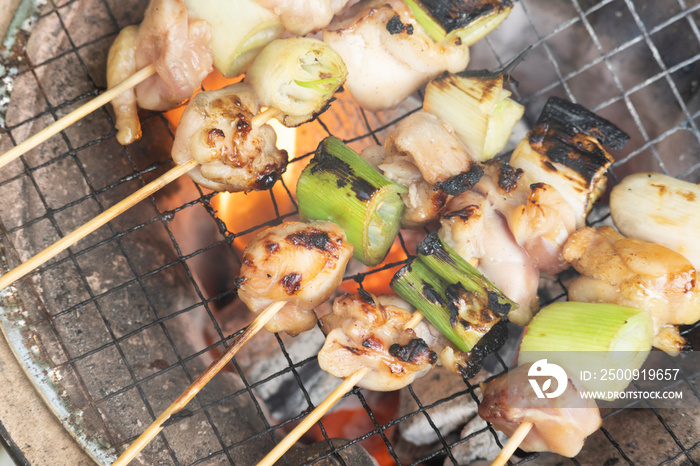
458,320,508,379
416,231,461,269
422,281,446,307
310,142,378,202
389,339,438,365
435,164,484,196
487,290,512,316
533,96,630,152
416,0,512,34
528,121,613,183
444,282,466,327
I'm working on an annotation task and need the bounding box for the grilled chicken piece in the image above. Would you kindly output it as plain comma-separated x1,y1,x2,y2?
363,143,445,228
473,160,576,275
171,83,288,192
439,191,540,325
385,112,481,187
106,26,141,145
479,362,601,458
255,0,354,35
237,221,354,336
364,111,483,228
134,0,213,111
323,0,470,111
318,292,438,391
562,226,700,354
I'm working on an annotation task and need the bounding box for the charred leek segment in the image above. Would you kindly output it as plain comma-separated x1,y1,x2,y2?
401,0,513,45
510,96,630,229
185,0,283,77
519,302,653,399
246,38,348,127
424,72,524,162
297,137,407,266
610,172,700,270
391,233,515,352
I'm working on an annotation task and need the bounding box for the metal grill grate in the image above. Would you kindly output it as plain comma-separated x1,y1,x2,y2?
0,0,699,464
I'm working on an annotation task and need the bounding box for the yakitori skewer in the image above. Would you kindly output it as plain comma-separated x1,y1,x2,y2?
258,230,517,466
490,421,533,466
0,106,278,292
115,220,354,464
258,295,430,466
113,300,286,466
0,65,155,171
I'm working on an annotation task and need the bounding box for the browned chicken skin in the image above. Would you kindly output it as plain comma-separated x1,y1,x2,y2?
171,83,288,192
237,221,354,336
562,226,700,354
318,292,438,391
479,362,601,457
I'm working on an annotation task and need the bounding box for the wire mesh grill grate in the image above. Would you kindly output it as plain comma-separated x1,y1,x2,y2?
0,0,699,464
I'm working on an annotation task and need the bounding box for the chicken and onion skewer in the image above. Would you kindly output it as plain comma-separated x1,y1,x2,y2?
483,300,654,464
0,0,346,168
259,230,516,465
0,83,295,292
114,220,354,464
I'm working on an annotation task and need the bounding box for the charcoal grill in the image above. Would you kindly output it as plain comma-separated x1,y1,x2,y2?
1,0,700,464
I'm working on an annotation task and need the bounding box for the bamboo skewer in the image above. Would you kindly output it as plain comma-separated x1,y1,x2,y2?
257,366,370,466
0,108,278,292
0,158,196,290
0,64,156,171
257,311,424,466
490,421,533,466
113,300,287,466
404,311,423,329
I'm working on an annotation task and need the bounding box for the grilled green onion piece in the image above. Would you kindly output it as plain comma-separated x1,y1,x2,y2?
510,96,629,229
391,233,515,352
519,301,653,399
185,0,283,77
297,137,407,266
424,72,523,162
246,38,348,127
401,0,513,45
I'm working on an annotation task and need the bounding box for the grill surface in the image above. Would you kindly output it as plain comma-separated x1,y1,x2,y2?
1,0,700,465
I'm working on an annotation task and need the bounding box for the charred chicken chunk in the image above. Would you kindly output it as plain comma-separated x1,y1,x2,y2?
237,221,354,336
562,226,700,354
171,83,288,192
479,362,601,458
318,292,438,391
